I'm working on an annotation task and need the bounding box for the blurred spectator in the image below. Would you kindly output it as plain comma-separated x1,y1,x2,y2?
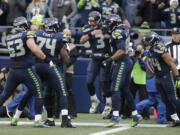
49,0,77,27
161,0,180,29
0,0,9,25
135,0,162,28
76,0,100,26
124,0,142,26
26,0,52,21
7,0,30,25
100,0,131,27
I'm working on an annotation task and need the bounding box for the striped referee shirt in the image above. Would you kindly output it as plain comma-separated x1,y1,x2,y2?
166,41,180,69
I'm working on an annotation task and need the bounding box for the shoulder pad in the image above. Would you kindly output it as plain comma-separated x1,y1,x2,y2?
27,31,35,38
112,29,123,39
154,42,167,54
82,25,92,34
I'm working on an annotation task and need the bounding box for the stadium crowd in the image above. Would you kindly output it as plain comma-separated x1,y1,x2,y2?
0,0,180,129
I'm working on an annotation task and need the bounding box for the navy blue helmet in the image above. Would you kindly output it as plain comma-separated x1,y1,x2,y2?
142,32,160,47
105,14,122,32
44,17,61,32
88,11,102,25
13,17,29,30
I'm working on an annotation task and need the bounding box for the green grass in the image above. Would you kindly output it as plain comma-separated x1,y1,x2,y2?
0,113,180,135
112,128,180,135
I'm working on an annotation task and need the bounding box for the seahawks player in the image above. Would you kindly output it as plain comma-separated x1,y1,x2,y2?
103,14,142,127
143,32,180,127
80,11,112,118
1,17,51,128
33,17,74,128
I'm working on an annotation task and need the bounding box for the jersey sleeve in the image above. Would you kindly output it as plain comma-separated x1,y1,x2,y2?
82,25,93,35
26,31,36,38
154,42,168,56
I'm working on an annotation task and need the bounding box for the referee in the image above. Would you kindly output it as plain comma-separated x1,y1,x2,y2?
166,27,180,99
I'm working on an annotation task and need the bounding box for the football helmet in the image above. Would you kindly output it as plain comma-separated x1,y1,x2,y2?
142,32,160,48
88,11,102,26
105,14,122,32
13,17,29,30
44,18,61,32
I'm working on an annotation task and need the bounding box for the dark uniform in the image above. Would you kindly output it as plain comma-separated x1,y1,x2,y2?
82,24,112,99
110,25,136,113
35,30,68,113
0,31,43,115
148,43,180,117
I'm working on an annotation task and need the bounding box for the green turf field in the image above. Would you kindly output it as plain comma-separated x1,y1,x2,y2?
0,113,180,135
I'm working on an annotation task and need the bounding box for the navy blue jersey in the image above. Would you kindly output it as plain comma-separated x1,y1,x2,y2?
82,25,111,60
35,30,65,65
110,25,130,61
148,43,171,77
6,31,34,68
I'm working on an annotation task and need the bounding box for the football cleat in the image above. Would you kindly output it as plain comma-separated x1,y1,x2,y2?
105,116,120,127
61,115,76,128
102,104,112,118
10,117,19,126
168,120,180,127
131,114,142,127
44,119,55,126
34,120,50,128
89,99,100,114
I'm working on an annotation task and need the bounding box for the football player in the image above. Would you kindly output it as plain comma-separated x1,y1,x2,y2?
143,32,180,127
80,11,112,118
1,16,51,128
32,16,74,128
103,14,142,127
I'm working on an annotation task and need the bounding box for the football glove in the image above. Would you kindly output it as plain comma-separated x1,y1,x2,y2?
175,75,180,89
102,58,112,68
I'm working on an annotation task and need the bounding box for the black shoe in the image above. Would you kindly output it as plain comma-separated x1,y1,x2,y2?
44,119,55,126
169,120,180,127
61,116,76,128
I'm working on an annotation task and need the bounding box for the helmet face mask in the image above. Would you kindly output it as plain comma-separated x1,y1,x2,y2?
44,18,61,32
13,17,29,31
88,11,101,27
143,32,160,50
105,14,122,32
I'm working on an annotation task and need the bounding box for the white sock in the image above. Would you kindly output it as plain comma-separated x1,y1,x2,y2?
48,118,54,121
106,97,112,105
171,113,180,121
35,114,42,121
61,109,68,116
90,94,98,101
113,111,119,117
14,109,22,119
132,110,138,116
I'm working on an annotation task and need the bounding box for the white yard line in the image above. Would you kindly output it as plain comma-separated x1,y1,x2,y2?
89,127,130,135
0,121,168,127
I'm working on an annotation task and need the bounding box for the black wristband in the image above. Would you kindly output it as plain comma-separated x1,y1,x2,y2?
44,57,50,63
